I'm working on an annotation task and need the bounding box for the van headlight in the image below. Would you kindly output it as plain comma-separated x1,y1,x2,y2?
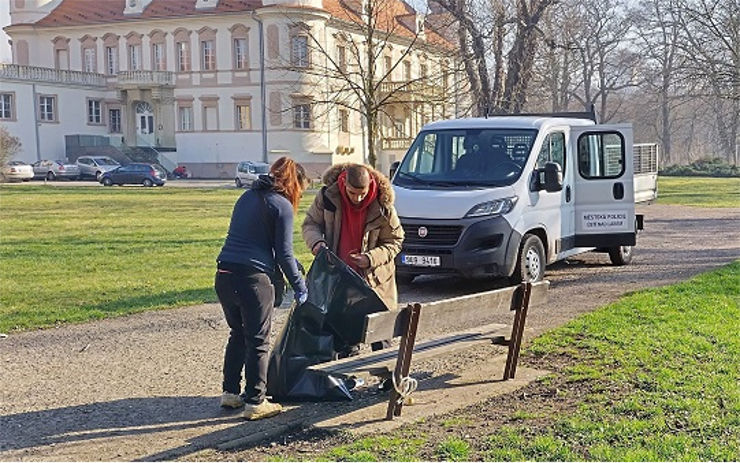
464,196,518,218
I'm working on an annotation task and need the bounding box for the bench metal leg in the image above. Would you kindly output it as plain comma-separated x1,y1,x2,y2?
503,282,532,380
386,303,421,420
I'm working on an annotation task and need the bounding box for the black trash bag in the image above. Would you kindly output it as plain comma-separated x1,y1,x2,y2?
267,247,389,401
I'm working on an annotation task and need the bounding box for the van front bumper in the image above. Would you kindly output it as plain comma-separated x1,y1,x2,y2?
396,215,521,279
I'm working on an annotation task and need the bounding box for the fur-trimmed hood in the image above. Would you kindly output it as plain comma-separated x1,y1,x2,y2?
321,163,395,209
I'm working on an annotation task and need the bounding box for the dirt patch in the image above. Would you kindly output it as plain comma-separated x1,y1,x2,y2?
0,204,738,461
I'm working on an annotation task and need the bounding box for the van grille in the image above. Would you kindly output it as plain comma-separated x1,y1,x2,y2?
402,224,463,246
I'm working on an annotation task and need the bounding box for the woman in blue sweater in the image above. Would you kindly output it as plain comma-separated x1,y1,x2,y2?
215,157,309,420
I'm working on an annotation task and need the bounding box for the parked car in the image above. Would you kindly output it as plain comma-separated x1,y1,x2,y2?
235,161,270,188
76,156,121,180
1,160,34,182
31,159,81,180
99,163,166,187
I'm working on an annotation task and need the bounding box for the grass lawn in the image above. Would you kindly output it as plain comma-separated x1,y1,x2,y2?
0,184,315,333
287,262,738,461
656,176,740,207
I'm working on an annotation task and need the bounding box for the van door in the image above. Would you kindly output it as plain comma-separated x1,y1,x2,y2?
571,124,636,247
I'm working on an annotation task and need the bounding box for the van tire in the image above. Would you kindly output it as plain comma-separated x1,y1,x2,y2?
609,245,633,265
512,234,545,283
235,178,243,188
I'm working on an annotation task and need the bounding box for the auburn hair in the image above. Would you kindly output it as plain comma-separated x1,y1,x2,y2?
270,157,308,211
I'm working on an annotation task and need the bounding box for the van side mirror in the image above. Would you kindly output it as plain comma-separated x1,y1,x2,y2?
542,162,563,192
389,161,400,179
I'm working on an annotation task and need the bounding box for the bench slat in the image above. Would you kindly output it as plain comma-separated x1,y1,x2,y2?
362,281,549,344
308,322,510,378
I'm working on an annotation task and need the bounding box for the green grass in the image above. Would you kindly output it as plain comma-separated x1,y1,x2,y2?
311,262,739,461
0,185,315,333
656,176,740,207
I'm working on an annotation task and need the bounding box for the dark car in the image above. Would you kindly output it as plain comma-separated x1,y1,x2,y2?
99,163,166,187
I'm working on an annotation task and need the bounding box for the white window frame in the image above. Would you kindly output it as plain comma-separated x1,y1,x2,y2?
39,95,57,122
152,42,165,71
87,99,102,124
177,41,190,71
201,40,215,70
83,47,96,73
0,93,13,120
235,103,251,130
128,44,141,70
234,38,247,69
106,46,118,75
293,103,311,129
291,35,309,67
178,106,193,131
109,108,121,133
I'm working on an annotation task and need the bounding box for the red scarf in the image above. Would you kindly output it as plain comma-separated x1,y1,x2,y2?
337,170,378,272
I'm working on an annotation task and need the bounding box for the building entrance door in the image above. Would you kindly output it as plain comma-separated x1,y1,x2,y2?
135,101,155,146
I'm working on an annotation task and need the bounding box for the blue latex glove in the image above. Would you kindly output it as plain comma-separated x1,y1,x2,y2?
294,290,308,305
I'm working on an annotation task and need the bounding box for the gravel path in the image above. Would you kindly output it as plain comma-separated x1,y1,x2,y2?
0,204,738,461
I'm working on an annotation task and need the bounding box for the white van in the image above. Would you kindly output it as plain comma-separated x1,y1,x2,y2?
391,114,643,283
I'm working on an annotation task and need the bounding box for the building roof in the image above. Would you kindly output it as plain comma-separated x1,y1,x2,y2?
34,0,452,48
35,0,262,27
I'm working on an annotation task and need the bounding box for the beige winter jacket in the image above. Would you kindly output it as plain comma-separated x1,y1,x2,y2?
302,164,405,309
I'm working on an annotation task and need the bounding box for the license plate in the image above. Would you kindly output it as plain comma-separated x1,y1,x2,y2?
402,254,440,267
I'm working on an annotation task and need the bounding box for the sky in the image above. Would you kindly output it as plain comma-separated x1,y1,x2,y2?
0,1,10,63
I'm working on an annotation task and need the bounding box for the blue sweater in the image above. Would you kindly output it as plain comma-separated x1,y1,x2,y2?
217,175,306,295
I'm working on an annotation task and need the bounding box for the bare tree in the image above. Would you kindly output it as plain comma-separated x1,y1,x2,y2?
431,0,556,115
0,125,22,168
675,0,739,162
281,0,459,167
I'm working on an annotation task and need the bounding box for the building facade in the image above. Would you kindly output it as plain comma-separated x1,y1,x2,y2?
1,0,459,178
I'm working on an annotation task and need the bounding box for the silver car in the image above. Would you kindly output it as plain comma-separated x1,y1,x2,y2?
235,161,270,188
76,156,121,180
31,159,81,181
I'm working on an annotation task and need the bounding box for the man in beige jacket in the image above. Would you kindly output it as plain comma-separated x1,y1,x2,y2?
302,163,404,316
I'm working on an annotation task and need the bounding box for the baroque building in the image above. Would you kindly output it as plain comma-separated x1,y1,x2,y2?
1,0,459,178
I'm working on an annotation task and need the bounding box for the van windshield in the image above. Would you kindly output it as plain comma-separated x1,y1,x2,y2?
394,129,537,189
254,165,269,174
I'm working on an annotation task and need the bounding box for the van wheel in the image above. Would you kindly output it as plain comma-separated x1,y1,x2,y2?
235,178,243,188
102,177,113,186
46,171,56,181
609,245,633,265
143,178,154,187
95,171,103,181
512,234,545,283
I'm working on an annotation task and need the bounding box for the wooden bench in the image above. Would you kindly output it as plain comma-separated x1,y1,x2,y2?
308,280,549,420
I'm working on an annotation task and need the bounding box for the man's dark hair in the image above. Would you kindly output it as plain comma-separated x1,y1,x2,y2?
346,165,370,188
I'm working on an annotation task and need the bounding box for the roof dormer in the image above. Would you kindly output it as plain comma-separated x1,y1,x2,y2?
195,0,219,9
124,0,153,16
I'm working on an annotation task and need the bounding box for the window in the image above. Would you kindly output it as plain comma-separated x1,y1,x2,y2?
235,103,251,130
106,46,118,74
0,93,13,119
201,40,215,70
128,44,141,70
234,38,247,69
339,109,349,132
336,45,346,72
177,41,190,71
152,43,165,70
178,106,193,131
403,61,411,81
291,36,308,67
39,95,56,122
83,48,96,72
384,56,392,75
87,99,102,124
293,103,311,129
536,132,565,170
203,104,218,131
578,132,625,178
109,108,121,133
420,63,428,79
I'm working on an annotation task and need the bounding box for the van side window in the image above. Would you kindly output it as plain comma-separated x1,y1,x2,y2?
536,132,566,173
578,132,624,179
407,133,437,174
